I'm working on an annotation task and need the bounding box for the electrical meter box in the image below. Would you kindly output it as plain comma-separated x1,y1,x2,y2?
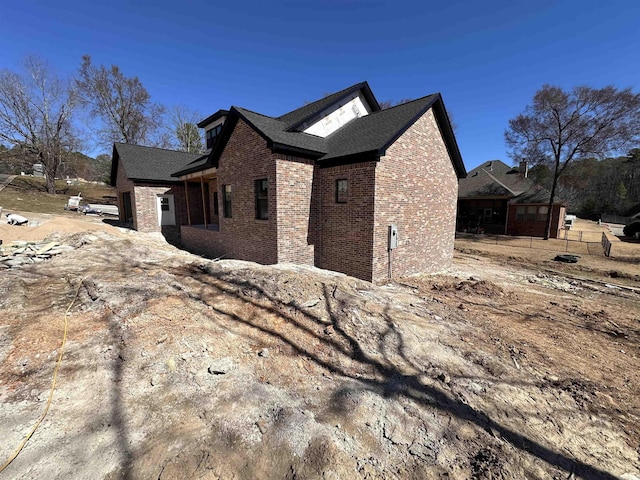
388,225,398,250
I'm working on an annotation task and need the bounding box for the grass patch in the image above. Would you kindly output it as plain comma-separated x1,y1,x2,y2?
0,176,116,215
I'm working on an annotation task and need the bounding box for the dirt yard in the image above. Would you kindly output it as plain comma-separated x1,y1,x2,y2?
0,213,638,479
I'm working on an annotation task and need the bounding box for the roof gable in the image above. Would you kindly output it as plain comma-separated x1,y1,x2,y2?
172,83,465,180
458,160,536,198
320,94,466,178
277,82,380,131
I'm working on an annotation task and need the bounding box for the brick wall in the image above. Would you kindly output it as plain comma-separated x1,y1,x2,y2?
275,156,315,265
317,162,377,281
372,108,458,283
115,155,190,234
507,204,565,238
132,183,187,233
209,119,278,264
181,226,227,258
115,158,136,225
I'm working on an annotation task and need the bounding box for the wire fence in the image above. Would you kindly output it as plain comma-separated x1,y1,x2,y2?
456,231,604,255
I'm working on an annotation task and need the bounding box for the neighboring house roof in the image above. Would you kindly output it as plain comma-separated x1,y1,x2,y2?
458,160,535,198
111,143,204,184
509,188,555,204
173,83,466,179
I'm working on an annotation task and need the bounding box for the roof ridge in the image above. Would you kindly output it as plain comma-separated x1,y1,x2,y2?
115,142,200,155
370,93,439,114
233,106,279,120
276,82,367,121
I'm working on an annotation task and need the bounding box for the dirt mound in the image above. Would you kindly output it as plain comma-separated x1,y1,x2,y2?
0,231,639,479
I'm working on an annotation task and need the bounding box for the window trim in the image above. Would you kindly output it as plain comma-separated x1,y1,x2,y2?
222,184,232,218
254,178,268,220
336,178,348,204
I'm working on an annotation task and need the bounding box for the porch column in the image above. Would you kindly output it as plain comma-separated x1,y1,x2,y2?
184,180,191,226
200,175,208,229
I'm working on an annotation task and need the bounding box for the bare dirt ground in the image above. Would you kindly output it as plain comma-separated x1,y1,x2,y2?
0,213,639,479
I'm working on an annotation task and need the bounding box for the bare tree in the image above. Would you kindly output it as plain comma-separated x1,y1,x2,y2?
506,85,640,239
0,56,79,193
77,55,164,148
167,105,204,153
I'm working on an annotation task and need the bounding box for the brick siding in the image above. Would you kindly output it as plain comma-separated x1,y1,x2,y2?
316,162,377,281
506,204,565,238
276,156,316,265
116,157,190,235
372,109,458,282
178,110,459,283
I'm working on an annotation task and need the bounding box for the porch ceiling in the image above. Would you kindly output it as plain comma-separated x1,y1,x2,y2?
179,167,217,181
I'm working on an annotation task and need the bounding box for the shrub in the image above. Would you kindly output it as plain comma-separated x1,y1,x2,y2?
623,221,640,237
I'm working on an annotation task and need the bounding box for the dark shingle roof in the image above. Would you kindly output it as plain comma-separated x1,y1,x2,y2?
197,109,229,128
171,82,466,179
510,188,555,204
458,160,535,198
322,95,439,160
235,107,327,154
277,82,380,130
112,143,203,183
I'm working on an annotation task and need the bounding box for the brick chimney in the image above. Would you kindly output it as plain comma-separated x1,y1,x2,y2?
519,161,528,178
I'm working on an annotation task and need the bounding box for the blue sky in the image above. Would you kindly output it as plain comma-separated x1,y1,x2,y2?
1,0,639,169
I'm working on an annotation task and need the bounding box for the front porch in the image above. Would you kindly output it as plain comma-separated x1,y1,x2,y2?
178,166,225,257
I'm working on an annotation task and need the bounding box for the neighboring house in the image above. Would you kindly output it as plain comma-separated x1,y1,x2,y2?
457,160,565,238
110,143,204,240
114,81,466,283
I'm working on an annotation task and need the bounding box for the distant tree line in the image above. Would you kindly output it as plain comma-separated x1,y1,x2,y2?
506,84,640,237
0,55,204,193
527,149,640,218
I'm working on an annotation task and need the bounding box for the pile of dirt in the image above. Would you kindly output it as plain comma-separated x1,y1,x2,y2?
0,212,127,243
0,227,639,479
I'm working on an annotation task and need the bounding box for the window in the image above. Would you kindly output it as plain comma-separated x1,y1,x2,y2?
537,205,549,222
516,205,549,222
160,197,170,211
255,178,268,220
206,124,223,149
336,179,348,203
213,192,219,216
223,185,232,218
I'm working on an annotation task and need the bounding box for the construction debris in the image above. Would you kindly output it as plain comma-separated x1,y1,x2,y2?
6,213,29,226
0,240,75,268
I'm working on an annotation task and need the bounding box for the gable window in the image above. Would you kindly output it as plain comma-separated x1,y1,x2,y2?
336,179,348,203
255,179,268,220
206,124,223,149
223,185,232,218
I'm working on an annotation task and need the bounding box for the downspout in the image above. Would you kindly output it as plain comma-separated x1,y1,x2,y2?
184,180,191,226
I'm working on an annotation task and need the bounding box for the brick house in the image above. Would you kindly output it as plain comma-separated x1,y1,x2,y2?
113,82,466,282
174,82,465,282
110,143,205,241
457,160,566,238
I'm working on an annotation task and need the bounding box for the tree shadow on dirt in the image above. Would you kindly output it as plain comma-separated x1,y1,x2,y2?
179,264,621,480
